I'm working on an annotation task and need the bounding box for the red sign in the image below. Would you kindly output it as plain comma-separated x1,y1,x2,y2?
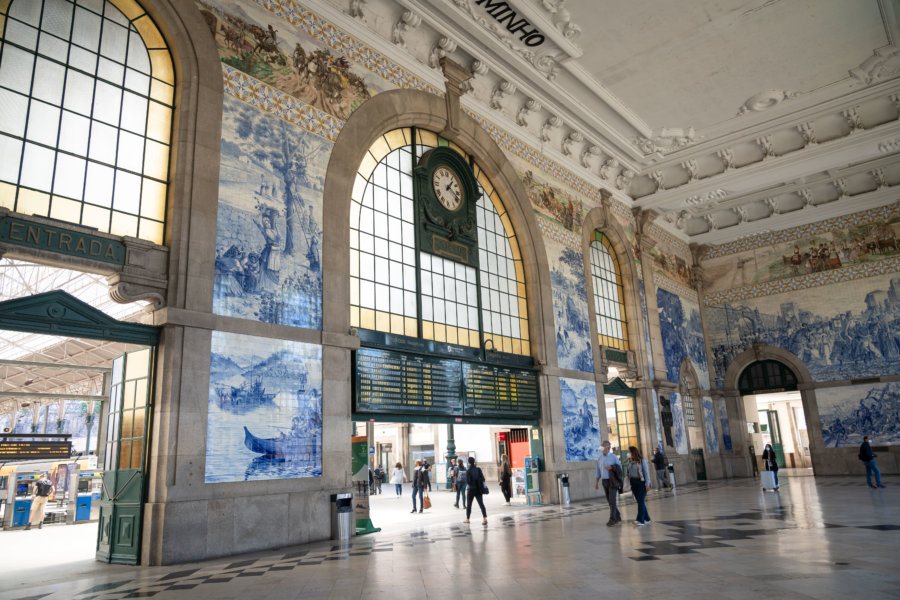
498,432,507,441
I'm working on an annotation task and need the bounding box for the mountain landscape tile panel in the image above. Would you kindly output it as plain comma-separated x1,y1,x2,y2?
702,396,719,454
206,331,323,483
717,397,733,452
560,377,601,462
671,391,688,455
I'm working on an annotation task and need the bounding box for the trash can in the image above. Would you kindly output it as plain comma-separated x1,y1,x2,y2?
330,493,353,540
557,473,570,506
667,463,676,489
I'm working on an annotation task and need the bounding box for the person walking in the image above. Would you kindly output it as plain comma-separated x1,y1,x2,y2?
464,456,487,525
499,453,513,504
422,459,433,492
24,473,52,530
411,459,429,513
594,441,622,526
859,435,886,488
762,443,779,490
652,447,668,489
452,458,467,509
627,446,652,526
390,462,406,496
373,464,385,495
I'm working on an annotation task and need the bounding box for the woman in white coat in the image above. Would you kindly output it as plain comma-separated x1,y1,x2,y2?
390,462,406,496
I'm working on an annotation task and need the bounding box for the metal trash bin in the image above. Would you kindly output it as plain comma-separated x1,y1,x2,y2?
557,473,570,506
667,463,676,489
330,493,353,540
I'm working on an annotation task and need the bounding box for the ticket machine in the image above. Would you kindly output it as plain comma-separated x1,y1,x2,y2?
3,471,41,529
67,467,103,523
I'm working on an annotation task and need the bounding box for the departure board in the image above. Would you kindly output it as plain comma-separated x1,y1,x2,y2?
0,440,71,460
355,347,539,421
463,363,540,417
356,348,463,415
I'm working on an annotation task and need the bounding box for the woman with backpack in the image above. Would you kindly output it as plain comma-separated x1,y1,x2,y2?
464,456,488,525
390,462,406,496
452,457,467,509
627,446,652,526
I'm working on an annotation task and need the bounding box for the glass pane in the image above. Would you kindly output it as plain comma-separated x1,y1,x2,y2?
123,380,136,410
130,438,143,468
9,1,42,25
0,44,35,94
97,56,124,85
72,6,102,52
25,100,61,146
50,195,82,221
32,58,66,105
68,46,98,75
100,19,128,62
92,80,121,125
126,29,150,73
0,89,28,137
124,67,149,95
84,162,114,206
110,210,138,236
53,153,86,199
119,408,133,438
82,203,110,231
0,135,23,182
42,0,74,38
38,32,69,62
140,177,165,218
143,139,168,179
126,348,151,379
20,143,55,191
88,121,117,164
113,169,141,212
58,110,90,155
118,440,131,469
63,69,95,116
116,131,144,172
120,91,147,134
133,380,148,408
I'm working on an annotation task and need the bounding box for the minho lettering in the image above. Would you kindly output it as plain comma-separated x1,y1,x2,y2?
473,0,545,47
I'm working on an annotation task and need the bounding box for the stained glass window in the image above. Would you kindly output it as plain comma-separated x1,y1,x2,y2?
0,0,173,244
350,128,529,355
589,231,628,351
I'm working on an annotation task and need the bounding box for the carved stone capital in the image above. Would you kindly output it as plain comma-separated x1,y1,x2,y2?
439,57,472,136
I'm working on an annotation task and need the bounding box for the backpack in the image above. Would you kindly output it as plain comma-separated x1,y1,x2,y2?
456,466,467,483
627,460,644,481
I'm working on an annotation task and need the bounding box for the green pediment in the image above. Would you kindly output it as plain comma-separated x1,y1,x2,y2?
603,377,635,398
0,290,159,345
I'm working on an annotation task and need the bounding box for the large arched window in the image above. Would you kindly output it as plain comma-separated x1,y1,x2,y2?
589,231,628,351
349,128,529,355
0,0,173,244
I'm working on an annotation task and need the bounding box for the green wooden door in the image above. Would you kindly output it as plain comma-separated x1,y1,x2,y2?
97,348,154,565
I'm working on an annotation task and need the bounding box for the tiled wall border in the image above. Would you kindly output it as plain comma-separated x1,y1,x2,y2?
537,214,580,250
654,272,699,303
704,255,900,306
704,202,900,259
648,222,691,259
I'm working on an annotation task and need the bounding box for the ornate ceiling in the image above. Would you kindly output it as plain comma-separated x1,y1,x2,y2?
321,0,900,243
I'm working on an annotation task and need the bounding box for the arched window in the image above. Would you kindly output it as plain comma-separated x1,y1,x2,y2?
589,231,628,351
0,0,173,244
349,128,529,355
680,365,699,428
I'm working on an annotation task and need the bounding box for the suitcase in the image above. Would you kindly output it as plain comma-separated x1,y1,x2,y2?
761,470,777,491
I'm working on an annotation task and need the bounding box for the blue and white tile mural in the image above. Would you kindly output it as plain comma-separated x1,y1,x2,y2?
213,94,331,329
717,397,733,452
547,235,594,372
671,392,688,455
701,396,719,453
652,388,663,449
206,331,323,483
560,377,601,462
705,274,900,385
818,381,900,447
657,288,710,389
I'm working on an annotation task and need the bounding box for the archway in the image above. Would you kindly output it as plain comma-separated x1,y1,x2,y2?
723,344,820,477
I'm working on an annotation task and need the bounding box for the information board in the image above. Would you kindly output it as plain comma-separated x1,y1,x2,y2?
463,363,540,417
0,440,71,460
355,347,539,421
356,348,464,415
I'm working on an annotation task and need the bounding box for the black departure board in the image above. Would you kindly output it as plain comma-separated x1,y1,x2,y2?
463,363,540,417
355,347,539,421
0,440,71,460
356,347,464,415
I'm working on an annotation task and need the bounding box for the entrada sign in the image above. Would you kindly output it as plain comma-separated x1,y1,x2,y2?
473,0,545,47
0,216,126,265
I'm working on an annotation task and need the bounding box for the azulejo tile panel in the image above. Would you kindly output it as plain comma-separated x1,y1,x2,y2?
705,272,900,385
717,397,732,452
648,222,691,258
654,272,699,304
701,396,719,454
657,287,710,389
703,255,900,306
206,331,323,483
560,377,601,462
818,381,900,447
546,231,594,373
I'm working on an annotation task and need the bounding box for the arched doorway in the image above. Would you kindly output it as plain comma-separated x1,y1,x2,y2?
724,345,820,477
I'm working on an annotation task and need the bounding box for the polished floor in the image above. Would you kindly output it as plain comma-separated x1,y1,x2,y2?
1,475,897,600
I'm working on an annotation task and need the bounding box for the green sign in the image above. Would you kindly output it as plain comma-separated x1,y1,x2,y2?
0,216,126,264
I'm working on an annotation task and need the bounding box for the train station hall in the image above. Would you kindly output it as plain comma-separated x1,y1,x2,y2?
0,0,898,598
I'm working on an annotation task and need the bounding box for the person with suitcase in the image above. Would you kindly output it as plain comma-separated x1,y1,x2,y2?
762,443,779,490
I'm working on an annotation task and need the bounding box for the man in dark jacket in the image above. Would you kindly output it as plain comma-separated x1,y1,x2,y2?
652,447,668,489
859,436,885,489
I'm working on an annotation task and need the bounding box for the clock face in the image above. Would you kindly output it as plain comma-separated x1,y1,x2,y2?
432,166,463,211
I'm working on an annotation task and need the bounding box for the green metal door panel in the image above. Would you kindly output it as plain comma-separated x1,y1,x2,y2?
96,504,113,561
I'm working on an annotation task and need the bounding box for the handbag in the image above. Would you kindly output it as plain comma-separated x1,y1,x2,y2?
422,492,432,509
482,483,490,495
